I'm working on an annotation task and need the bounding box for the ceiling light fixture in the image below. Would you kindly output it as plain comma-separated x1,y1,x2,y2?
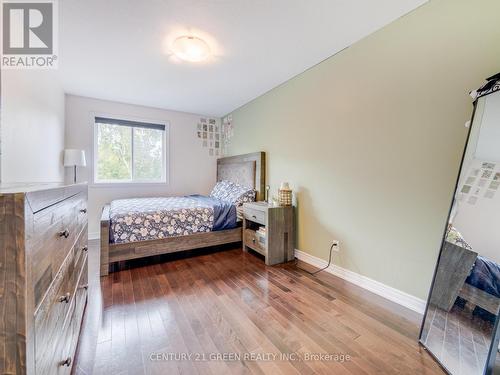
172,36,211,62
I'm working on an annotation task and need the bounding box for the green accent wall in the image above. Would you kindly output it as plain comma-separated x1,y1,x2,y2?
226,0,500,299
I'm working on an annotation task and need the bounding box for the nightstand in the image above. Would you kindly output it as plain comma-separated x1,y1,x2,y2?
242,201,295,265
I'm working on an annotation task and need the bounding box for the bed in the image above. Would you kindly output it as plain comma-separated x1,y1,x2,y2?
430,226,500,316
100,152,266,275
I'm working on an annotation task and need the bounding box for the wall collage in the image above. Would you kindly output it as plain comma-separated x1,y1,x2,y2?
458,161,500,205
196,114,233,157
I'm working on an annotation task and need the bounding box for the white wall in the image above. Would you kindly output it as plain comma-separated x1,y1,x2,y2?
65,95,219,238
476,92,500,162
453,93,500,264
1,70,66,182
453,159,500,264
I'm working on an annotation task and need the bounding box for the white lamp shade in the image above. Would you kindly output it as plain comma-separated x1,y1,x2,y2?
63,149,86,167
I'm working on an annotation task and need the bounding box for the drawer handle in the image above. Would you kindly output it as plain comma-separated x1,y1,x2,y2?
252,238,256,243
60,357,72,367
82,245,88,252
58,292,71,303
79,283,89,290
80,208,87,214
252,215,257,219
59,229,70,238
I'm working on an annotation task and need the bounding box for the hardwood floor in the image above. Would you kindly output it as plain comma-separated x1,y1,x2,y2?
421,303,496,375
73,243,447,375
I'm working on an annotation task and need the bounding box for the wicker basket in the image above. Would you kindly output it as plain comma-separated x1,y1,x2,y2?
278,188,292,206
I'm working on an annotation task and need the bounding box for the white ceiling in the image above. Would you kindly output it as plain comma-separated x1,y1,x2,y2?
60,0,426,117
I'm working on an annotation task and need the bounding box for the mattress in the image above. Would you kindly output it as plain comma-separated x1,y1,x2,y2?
109,195,237,244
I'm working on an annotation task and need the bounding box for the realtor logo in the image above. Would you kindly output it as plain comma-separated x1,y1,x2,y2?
1,0,58,69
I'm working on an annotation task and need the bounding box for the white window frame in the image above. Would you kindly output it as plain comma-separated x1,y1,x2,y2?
92,113,170,186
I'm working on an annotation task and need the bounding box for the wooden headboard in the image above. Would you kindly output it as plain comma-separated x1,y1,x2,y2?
217,152,266,201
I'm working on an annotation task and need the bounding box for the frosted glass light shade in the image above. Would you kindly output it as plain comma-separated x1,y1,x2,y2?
63,149,86,167
172,36,210,62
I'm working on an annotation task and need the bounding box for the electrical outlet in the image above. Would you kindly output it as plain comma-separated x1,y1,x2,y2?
332,240,340,252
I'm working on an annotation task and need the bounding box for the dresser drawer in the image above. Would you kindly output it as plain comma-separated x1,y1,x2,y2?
32,193,86,307
34,299,75,375
34,287,74,375
50,295,77,375
76,193,88,229
244,229,266,255
55,258,88,375
34,230,88,374
72,226,88,288
55,304,77,375
73,255,88,343
243,207,266,225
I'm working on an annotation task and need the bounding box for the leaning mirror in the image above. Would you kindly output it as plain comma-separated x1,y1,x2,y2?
420,74,500,375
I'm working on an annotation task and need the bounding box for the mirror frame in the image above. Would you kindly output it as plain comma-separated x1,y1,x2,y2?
419,73,500,375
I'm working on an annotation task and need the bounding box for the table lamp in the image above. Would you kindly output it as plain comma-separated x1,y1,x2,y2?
63,149,86,183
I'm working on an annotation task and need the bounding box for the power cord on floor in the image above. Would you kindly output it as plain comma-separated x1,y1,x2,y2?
295,242,337,275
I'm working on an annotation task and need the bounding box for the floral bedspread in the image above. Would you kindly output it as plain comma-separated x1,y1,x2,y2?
110,196,215,244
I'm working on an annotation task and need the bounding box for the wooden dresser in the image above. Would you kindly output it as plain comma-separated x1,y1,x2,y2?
0,183,88,375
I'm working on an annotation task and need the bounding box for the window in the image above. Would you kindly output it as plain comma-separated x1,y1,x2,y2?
94,116,168,184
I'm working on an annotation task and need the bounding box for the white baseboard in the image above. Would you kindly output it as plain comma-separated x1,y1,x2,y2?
294,249,427,315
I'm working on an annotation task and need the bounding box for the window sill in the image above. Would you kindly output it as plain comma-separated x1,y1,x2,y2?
90,181,169,189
